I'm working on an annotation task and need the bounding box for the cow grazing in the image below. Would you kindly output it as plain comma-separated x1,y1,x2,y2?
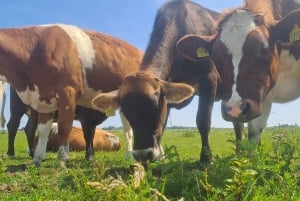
92,0,220,164
40,123,121,152
4,86,129,160
0,23,143,167
176,0,300,143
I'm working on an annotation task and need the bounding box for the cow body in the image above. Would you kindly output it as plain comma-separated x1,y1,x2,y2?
5,85,124,160
93,0,220,164
43,123,121,152
177,0,300,142
0,24,142,166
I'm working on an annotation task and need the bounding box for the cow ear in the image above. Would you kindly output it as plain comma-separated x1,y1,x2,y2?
176,34,214,62
270,9,300,43
162,81,195,104
92,90,120,116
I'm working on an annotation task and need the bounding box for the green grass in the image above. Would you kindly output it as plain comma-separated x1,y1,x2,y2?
0,127,299,200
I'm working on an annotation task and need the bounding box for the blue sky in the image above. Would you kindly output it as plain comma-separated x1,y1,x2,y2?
0,0,299,128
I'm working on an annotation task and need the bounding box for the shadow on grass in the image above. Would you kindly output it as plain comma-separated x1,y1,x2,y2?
6,164,27,173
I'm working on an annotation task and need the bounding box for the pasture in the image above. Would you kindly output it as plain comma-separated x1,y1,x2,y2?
0,127,299,201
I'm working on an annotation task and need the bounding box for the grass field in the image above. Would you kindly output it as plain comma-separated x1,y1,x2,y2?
0,127,299,200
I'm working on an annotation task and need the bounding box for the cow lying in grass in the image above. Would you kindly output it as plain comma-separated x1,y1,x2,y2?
36,123,121,152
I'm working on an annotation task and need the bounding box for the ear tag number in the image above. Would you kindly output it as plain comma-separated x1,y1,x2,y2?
289,24,300,43
196,47,209,58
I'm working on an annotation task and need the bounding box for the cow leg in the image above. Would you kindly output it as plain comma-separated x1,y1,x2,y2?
120,111,133,159
32,112,54,167
81,123,96,161
24,108,38,158
56,87,77,167
196,72,217,165
196,94,214,164
7,88,27,157
76,106,107,160
233,122,245,153
7,111,24,157
248,100,272,144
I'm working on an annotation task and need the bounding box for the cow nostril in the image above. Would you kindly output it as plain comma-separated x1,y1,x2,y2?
240,101,249,115
223,103,232,112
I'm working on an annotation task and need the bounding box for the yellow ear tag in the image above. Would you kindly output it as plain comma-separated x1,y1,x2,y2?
196,47,209,58
105,107,116,117
289,24,300,43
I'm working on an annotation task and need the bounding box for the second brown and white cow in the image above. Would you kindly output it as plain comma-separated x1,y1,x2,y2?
5,86,132,161
92,0,220,164
177,0,300,142
0,23,142,167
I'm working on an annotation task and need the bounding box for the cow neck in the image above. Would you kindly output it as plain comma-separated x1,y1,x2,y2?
139,25,177,81
0,28,37,89
139,1,187,81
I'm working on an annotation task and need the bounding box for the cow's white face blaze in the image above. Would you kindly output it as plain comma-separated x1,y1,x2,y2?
219,10,256,118
212,10,278,122
176,9,280,123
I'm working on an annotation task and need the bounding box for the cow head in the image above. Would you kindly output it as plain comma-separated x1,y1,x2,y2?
92,71,194,162
177,9,300,123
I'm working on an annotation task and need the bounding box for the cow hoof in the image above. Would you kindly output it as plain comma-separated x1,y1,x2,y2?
28,149,35,158
7,151,15,157
32,158,42,167
7,154,15,158
58,146,70,162
60,160,67,168
85,155,94,161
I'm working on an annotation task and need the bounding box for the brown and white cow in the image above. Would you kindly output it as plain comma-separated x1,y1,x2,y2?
177,0,300,142
4,85,133,161
0,23,143,167
39,123,121,152
92,0,220,164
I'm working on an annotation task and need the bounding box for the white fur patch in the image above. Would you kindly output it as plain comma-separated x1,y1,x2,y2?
40,24,96,88
267,49,300,102
108,135,120,148
0,75,8,82
294,0,300,5
50,122,59,135
53,24,102,108
120,111,133,158
17,85,57,113
56,24,95,70
33,119,53,165
220,10,256,104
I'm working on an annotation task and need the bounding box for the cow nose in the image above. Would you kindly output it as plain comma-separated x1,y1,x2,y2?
132,149,154,162
221,100,250,122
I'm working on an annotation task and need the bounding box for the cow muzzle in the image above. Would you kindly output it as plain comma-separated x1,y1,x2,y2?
221,99,261,122
132,144,164,162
